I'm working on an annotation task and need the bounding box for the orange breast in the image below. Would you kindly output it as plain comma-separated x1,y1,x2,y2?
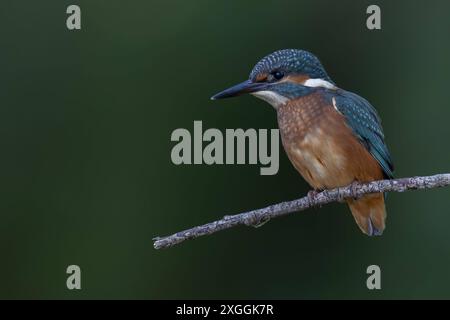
277,92,383,190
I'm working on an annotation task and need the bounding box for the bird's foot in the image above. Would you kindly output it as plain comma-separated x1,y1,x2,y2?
349,181,361,200
335,189,345,203
307,190,319,207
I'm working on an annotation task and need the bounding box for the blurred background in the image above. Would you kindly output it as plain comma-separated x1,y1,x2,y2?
1,0,450,299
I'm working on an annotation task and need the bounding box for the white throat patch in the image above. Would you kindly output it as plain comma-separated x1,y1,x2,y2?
303,78,337,90
251,91,288,108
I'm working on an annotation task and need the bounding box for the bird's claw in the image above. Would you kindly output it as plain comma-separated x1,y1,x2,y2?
349,181,360,200
307,190,319,207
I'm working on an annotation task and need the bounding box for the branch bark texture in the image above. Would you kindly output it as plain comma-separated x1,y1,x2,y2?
153,174,450,250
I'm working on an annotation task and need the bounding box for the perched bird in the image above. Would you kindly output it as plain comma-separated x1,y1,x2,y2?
211,49,394,236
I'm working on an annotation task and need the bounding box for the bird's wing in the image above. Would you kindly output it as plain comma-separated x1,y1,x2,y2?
331,89,394,179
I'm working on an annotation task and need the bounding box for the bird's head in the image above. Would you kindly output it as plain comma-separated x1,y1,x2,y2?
211,49,336,108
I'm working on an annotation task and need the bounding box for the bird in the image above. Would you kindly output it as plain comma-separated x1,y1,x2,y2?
211,49,394,236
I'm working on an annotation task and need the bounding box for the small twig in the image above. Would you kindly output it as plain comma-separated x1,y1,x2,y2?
153,174,450,249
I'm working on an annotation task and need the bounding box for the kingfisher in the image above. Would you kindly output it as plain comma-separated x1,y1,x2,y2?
211,49,394,236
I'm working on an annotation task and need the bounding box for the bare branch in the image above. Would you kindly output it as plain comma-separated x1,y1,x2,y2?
153,174,450,250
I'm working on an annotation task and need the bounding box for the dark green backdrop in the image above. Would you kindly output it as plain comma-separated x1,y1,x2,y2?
1,0,450,299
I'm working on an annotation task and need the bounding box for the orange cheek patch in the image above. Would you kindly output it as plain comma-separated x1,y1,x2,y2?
282,74,310,84
255,73,268,82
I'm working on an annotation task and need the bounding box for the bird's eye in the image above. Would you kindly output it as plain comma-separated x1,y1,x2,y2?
272,71,284,80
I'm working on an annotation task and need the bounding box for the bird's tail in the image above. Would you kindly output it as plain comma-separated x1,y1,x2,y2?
346,193,386,236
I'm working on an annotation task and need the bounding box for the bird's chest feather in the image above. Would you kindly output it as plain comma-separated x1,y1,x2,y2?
277,93,366,189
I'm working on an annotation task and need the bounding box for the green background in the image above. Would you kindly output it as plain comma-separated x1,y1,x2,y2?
1,0,450,299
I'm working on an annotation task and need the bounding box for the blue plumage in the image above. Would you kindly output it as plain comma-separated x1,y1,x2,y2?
250,49,334,84
331,90,394,179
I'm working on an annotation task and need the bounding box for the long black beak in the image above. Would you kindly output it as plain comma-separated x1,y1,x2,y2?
210,80,269,100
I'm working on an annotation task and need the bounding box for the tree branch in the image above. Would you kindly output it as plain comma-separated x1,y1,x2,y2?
153,174,450,249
